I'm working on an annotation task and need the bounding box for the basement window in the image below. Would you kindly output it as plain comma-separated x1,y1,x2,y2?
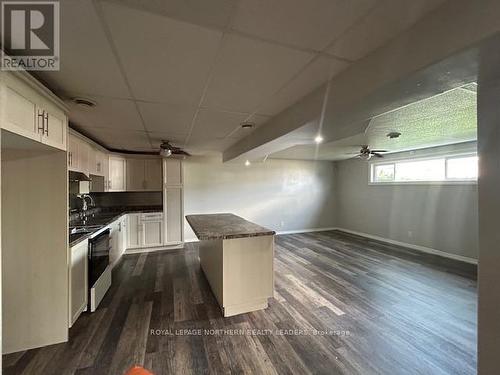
370,153,478,184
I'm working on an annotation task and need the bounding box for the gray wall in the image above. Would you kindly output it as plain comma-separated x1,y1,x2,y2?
334,145,478,260
183,156,336,241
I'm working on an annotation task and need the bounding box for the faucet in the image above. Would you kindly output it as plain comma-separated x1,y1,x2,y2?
79,194,94,212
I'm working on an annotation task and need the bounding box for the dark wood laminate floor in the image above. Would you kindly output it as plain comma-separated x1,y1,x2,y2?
3,230,477,375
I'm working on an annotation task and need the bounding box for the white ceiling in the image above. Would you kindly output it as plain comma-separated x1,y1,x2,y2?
270,85,477,161
32,0,446,154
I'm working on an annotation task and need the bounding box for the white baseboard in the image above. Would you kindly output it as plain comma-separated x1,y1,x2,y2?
276,227,337,235
185,226,476,265
334,227,477,265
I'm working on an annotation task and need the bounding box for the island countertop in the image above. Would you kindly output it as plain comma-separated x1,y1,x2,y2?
186,213,276,240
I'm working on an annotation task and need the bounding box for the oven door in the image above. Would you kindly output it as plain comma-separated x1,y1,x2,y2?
88,229,110,288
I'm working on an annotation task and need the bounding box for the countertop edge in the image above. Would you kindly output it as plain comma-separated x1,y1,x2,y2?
186,214,276,241
194,232,276,241
69,209,163,247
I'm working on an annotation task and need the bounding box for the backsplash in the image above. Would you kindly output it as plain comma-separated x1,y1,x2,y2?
69,191,162,211
91,192,162,208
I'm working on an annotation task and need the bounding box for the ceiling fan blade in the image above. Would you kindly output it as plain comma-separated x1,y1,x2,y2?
372,152,384,158
370,149,387,153
173,149,190,156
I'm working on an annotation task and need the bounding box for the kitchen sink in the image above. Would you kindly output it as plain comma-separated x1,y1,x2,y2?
70,225,104,235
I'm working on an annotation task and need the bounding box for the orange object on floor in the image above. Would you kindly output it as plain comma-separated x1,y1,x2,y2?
125,366,154,375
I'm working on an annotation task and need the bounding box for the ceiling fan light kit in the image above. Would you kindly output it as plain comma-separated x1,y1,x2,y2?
159,140,190,158
160,148,172,157
353,145,388,160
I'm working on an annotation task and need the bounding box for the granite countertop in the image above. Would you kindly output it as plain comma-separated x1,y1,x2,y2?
186,213,276,240
69,205,163,247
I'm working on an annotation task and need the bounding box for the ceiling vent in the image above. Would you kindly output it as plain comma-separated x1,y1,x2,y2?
241,121,255,129
387,131,401,139
72,97,97,108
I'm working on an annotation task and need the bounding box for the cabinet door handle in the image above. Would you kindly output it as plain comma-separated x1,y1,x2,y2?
44,113,49,136
68,151,72,166
37,110,45,134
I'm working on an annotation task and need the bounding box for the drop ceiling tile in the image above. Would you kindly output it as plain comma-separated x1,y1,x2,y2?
327,0,446,61
202,34,313,113
186,136,238,153
138,101,196,134
66,95,144,131
36,0,130,98
231,0,376,51
259,56,349,116
101,2,223,106
102,0,236,29
190,109,269,139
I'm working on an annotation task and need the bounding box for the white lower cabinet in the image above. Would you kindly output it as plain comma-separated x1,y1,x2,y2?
109,216,128,267
142,214,163,247
127,213,141,248
127,212,164,249
165,187,183,244
69,239,88,327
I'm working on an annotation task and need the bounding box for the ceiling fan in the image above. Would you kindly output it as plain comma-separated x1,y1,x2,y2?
350,145,387,160
159,140,190,158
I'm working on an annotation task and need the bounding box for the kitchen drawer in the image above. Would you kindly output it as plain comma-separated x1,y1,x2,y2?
140,212,163,222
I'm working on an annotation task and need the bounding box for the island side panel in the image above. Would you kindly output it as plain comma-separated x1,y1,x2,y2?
199,239,224,307
222,235,274,317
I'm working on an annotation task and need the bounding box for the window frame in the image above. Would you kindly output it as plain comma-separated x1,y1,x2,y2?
369,152,478,185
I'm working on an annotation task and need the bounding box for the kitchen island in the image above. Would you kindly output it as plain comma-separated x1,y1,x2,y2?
186,213,275,317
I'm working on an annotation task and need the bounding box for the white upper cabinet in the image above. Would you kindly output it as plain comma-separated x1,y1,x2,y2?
95,150,107,177
37,98,67,151
1,71,67,151
88,146,97,176
126,157,162,191
91,149,107,177
126,158,145,191
109,156,127,192
68,134,80,171
101,153,110,190
3,77,38,140
78,139,90,176
144,159,163,190
68,131,109,178
164,158,183,186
